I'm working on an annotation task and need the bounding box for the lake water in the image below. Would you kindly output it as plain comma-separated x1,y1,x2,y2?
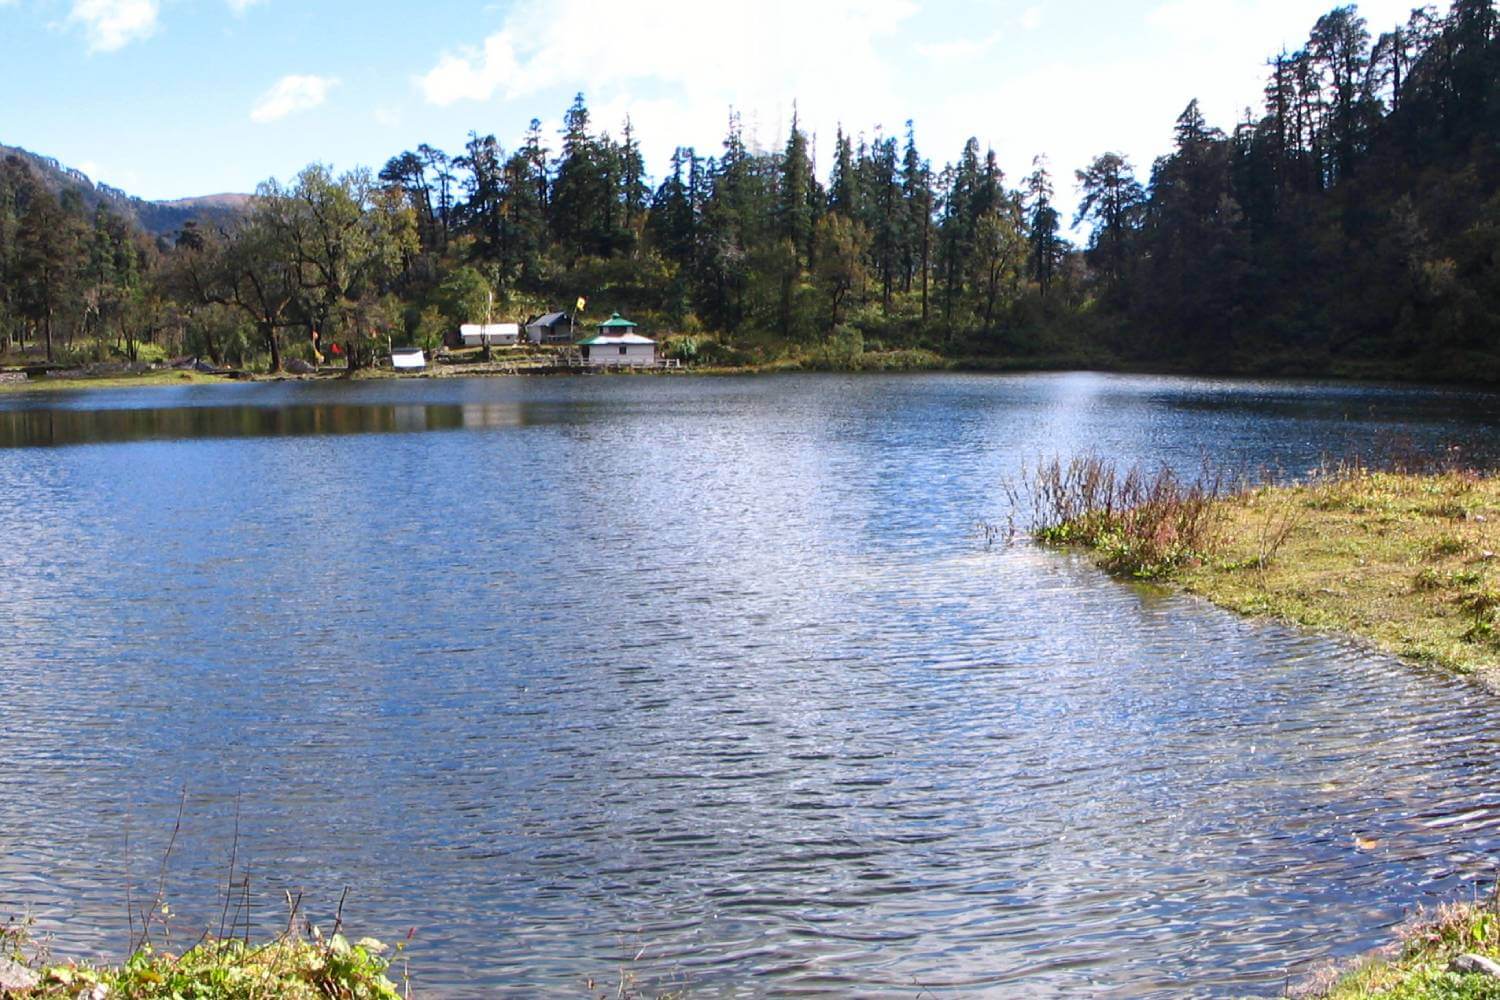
3,372,1500,997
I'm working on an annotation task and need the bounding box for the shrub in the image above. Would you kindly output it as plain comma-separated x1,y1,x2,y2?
1426,534,1468,559
1010,455,1226,578
3,929,404,1000
662,335,700,363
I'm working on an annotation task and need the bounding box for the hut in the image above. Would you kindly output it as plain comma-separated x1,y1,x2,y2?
525,312,575,344
577,313,656,367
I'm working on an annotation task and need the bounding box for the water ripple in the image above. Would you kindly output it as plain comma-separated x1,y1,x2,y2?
2,373,1500,997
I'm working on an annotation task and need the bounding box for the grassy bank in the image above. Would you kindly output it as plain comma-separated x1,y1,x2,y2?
1304,900,1500,998
1023,458,1500,681
0,370,234,393
1,919,404,999
1025,460,1500,998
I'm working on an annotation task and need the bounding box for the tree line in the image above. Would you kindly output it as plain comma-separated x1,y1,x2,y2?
1,0,1496,377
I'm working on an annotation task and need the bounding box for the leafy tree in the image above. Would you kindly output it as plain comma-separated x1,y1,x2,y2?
436,265,492,327
16,184,78,362
814,213,869,332
176,211,298,371
260,164,417,369
973,206,1027,329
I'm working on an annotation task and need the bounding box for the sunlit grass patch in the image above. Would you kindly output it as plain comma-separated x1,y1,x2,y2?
0,370,225,393
1307,900,1500,999
1023,457,1500,677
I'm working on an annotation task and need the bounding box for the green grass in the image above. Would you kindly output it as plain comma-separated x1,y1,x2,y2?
0,370,228,393
1175,470,1500,678
1,919,405,999
1310,901,1500,998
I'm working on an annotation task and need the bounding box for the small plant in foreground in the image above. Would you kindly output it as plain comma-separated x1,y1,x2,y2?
3,930,405,1000
1457,588,1500,649
1426,534,1469,560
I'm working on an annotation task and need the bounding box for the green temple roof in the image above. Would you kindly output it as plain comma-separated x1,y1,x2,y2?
597,312,637,329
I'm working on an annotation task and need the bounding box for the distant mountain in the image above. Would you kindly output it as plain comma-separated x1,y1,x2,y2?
0,141,251,236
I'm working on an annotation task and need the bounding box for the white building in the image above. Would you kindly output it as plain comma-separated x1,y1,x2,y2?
459,323,519,347
577,313,656,366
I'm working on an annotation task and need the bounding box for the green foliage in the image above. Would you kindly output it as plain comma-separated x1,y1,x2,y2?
1317,901,1500,999
435,265,492,326
807,325,864,369
1,918,403,1000
413,304,446,352
8,4,1500,378
675,337,755,368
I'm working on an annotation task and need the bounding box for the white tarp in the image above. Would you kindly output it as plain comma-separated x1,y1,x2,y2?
392,349,426,370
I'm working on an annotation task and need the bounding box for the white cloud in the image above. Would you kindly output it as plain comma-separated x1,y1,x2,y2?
69,0,159,52
250,74,339,124
416,0,916,156
1148,0,1416,50
1019,6,1043,30
918,32,1003,61
419,30,519,106
421,0,915,105
226,0,265,14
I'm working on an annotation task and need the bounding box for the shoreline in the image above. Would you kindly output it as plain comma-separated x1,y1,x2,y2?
7,354,1500,396
1033,463,1500,998
1295,898,1500,998
1035,465,1500,687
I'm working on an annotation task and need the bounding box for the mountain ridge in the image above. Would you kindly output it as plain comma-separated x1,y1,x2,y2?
0,141,250,235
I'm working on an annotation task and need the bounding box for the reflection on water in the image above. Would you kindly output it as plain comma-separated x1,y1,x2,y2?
0,401,544,447
2,372,1500,998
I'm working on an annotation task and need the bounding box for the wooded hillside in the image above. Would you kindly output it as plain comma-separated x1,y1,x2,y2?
1,0,1495,378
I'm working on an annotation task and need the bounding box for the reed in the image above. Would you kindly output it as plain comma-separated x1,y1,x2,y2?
1008,455,1227,578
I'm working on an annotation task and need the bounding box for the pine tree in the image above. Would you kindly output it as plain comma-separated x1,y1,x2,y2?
900,122,933,318
828,127,862,218
867,133,902,306
776,107,815,268
1025,157,1063,298
1074,152,1145,289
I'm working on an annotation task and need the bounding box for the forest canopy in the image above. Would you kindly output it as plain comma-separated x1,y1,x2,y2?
1,0,1496,379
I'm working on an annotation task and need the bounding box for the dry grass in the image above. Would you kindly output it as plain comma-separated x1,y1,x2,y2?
1177,467,1500,677
1025,457,1500,679
1010,454,1227,579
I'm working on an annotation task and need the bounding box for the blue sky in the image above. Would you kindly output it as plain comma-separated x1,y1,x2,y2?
3,0,1422,207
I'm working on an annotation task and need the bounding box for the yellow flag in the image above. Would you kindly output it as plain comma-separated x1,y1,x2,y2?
575,296,587,314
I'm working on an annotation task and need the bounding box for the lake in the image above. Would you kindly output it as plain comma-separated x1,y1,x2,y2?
2,371,1499,997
